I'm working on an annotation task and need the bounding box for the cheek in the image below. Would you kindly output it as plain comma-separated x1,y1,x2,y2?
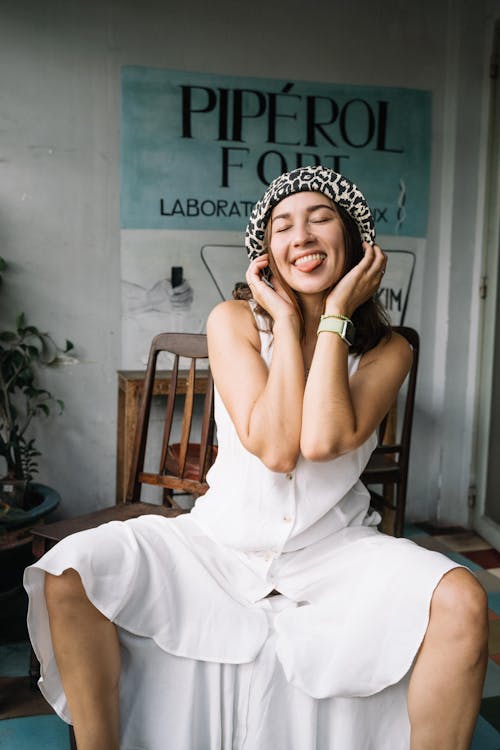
268,243,287,270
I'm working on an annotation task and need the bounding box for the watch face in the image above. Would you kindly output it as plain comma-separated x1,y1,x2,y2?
344,320,355,346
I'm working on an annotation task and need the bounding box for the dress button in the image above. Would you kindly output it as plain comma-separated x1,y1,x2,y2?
285,473,293,480
283,516,293,523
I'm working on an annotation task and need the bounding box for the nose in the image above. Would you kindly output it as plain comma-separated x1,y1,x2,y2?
291,220,313,247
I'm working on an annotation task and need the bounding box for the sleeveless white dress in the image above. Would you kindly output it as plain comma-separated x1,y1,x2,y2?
24,310,460,749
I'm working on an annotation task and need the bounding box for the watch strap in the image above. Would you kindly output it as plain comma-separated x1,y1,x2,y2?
317,315,355,346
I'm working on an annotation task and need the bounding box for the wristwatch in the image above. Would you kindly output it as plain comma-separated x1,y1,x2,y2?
317,315,355,346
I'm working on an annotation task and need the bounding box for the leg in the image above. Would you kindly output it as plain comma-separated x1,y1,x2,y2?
45,569,121,750
408,568,489,750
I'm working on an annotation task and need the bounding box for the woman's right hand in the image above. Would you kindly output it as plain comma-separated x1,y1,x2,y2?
245,254,299,324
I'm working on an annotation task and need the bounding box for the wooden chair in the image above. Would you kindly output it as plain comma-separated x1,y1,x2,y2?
127,332,216,510
361,326,419,538
29,332,216,692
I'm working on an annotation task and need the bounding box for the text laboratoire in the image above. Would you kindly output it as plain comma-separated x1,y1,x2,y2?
159,197,391,223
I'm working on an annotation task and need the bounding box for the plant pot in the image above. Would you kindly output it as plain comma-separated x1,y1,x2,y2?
0,483,60,596
0,479,28,509
0,482,60,530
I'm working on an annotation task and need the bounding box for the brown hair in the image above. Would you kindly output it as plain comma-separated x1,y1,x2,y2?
233,200,391,355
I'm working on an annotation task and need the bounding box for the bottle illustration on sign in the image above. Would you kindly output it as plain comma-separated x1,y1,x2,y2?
122,266,194,315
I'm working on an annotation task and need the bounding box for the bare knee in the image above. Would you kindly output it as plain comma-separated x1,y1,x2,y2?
430,568,488,653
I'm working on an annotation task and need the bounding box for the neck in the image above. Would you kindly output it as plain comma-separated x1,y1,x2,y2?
298,292,325,332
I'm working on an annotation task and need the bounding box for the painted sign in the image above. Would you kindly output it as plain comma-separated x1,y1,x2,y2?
121,66,431,237
200,245,415,324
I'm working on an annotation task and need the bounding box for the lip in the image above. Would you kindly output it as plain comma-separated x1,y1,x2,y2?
292,251,327,267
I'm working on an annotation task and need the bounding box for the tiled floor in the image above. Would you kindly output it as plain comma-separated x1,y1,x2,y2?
1,524,500,749
405,523,500,749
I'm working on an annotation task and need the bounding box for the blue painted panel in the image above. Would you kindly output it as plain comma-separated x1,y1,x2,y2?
488,591,500,614
0,642,30,677
483,658,500,699
0,716,68,750
471,715,500,750
121,66,431,237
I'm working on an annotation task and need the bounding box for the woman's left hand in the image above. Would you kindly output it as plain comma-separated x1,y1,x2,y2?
324,242,387,317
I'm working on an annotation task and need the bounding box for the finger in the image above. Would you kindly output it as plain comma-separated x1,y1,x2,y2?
245,255,269,285
268,274,293,304
359,241,376,269
363,244,387,277
246,254,269,272
372,246,387,277
269,272,284,294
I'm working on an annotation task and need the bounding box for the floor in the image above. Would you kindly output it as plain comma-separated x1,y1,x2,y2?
1,523,500,749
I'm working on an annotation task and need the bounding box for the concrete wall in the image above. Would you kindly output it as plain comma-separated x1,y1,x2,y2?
0,0,498,522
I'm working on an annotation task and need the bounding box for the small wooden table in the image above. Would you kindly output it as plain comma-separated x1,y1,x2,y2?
116,370,210,503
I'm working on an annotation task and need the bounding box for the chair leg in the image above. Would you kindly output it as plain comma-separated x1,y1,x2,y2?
380,484,397,536
162,489,187,511
394,483,406,538
69,725,77,749
162,488,174,507
29,645,41,690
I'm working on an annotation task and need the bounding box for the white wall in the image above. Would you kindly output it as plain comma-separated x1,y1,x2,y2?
0,0,498,522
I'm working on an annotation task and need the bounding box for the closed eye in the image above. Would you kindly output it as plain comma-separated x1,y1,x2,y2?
309,206,337,223
271,204,336,233
273,222,291,233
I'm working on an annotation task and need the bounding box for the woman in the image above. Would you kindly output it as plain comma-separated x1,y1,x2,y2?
25,166,488,750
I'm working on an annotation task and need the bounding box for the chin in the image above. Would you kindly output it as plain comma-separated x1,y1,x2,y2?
290,274,337,295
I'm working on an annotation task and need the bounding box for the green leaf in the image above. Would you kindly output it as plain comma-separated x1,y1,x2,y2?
26,345,41,358
37,404,50,417
65,340,74,352
0,257,7,272
57,399,65,411
16,312,27,331
0,331,17,342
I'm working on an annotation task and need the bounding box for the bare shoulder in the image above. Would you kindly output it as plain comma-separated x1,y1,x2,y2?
206,300,270,421
207,299,252,328
359,330,413,374
207,300,260,350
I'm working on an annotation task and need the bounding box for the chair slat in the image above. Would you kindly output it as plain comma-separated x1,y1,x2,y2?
159,354,180,473
198,369,215,481
361,326,419,537
139,472,209,496
177,361,196,476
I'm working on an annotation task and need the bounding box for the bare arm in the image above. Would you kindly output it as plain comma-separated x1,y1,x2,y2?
301,331,413,460
301,243,413,459
207,268,304,472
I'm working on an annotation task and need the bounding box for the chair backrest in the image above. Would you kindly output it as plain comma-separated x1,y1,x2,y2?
126,333,215,504
362,325,420,536
376,326,419,467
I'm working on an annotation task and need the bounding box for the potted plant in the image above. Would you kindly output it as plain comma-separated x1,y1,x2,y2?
0,257,76,592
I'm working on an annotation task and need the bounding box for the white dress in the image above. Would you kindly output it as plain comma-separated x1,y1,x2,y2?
24,311,460,749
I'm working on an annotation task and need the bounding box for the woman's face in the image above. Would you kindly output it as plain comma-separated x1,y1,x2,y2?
268,191,346,297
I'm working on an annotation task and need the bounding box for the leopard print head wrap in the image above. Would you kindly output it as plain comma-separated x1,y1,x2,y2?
245,166,375,261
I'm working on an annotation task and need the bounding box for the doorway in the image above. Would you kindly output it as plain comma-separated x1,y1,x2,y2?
474,20,500,549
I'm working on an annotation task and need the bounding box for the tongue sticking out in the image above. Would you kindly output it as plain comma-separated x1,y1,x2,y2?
295,257,324,273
